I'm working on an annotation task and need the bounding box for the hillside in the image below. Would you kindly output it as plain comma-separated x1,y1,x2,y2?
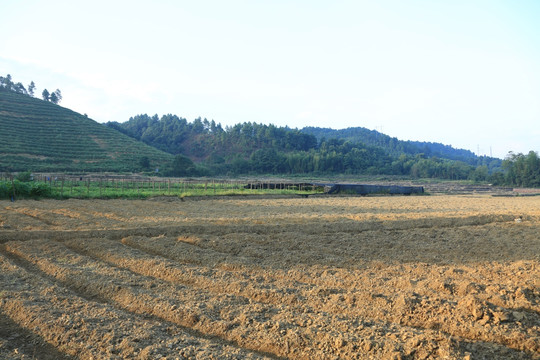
300,126,491,165
0,89,173,173
109,114,504,179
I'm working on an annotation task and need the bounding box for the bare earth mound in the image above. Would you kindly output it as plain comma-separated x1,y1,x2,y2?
0,195,539,359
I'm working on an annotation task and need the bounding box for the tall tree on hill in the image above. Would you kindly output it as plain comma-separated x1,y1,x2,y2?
12,82,27,95
0,74,28,94
49,89,62,104
49,91,58,104
42,89,50,101
53,89,62,103
0,74,13,89
28,81,36,96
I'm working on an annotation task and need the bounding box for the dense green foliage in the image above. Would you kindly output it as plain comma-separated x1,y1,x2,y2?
498,151,540,187
301,127,495,166
0,179,52,199
0,90,173,172
107,114,317,158
108,114,506,181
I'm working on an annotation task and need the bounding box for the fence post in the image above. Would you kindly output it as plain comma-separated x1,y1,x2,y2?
11,175,15,201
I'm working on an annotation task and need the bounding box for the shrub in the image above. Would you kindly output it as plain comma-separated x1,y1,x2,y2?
0,180,52,199
0,182,12,198
29,182,51,197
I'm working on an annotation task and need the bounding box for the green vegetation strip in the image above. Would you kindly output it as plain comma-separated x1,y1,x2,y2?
0,178,322,200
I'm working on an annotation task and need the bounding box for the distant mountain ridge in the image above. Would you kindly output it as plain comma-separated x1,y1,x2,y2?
300,126,482,164
0,89,173,172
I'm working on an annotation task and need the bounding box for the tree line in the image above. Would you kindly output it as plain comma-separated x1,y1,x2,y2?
0,74,62,104
496,151,540,187
108,114,540,186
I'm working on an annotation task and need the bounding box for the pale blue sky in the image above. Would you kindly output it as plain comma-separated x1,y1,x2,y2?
1,0,539,158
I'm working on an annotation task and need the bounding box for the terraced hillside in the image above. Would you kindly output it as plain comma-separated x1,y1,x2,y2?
0,195,539,359
0,90,173,172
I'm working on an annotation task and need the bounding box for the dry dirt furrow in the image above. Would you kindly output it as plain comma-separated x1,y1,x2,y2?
0,309,74,360
122,232,539,311
2,196,539,232
2,206,85,229
60,237,302,307
100,234,540,355
54,235,540,357
1,196,539,359
168,222,540,266
0,252,271,360
0,238,418,357
119,230,539,319
2,238,481,359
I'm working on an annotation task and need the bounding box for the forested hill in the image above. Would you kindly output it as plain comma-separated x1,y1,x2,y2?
301,127,479,164
108,114,502,180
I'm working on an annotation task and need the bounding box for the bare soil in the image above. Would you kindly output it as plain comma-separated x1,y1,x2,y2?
0,195,539,359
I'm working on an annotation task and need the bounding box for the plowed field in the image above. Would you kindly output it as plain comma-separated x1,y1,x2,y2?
0,195,539,359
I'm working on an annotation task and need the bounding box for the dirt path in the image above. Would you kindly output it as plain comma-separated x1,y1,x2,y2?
0,195,539,359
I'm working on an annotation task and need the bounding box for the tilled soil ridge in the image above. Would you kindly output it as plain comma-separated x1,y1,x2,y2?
0,195,539,359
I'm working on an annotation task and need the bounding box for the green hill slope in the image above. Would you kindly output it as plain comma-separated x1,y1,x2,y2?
0,89,173,172
300,126,498,165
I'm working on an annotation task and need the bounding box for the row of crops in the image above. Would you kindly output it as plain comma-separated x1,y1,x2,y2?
0,90,173,172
